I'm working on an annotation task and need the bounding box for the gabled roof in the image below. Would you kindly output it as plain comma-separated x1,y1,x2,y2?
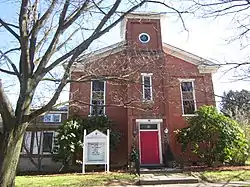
73,41,219,74
162,43,219,73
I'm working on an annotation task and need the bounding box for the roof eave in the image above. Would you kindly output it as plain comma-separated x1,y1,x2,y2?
163,43,219,73
198,65,220,74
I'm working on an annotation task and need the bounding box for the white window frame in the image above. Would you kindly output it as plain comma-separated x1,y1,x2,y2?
141,73,153,101
138,32,151,43
90,80,106,116
43,113,61,123
179,79,197,116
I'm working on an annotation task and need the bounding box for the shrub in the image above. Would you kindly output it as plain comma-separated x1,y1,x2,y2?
176,106,249,166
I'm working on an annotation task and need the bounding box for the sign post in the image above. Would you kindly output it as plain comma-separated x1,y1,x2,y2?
82,129,110,173
82,129,87,173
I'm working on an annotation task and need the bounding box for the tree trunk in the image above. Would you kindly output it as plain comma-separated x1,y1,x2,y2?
0,124,26,187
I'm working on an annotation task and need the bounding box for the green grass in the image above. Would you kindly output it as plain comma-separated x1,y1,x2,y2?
15,173,137,187
194,170,250,182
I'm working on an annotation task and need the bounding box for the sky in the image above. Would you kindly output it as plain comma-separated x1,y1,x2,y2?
0,1,249,108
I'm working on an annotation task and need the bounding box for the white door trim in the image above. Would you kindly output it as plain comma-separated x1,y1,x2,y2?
137,119,163,165
136,119,163,123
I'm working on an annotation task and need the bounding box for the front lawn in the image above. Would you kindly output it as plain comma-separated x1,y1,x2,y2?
16,173,137,187
195,170,250,182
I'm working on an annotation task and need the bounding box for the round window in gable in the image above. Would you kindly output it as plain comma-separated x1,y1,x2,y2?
139,33,150,43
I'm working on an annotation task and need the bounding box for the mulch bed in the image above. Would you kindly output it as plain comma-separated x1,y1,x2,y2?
183,165,250,172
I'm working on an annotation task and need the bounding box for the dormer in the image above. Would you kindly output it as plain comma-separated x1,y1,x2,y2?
121,13,163,51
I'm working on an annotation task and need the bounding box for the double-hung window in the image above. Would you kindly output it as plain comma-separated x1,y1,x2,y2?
90,80,105,115
180,80,196,115
142,73,153,101
43,113,61,123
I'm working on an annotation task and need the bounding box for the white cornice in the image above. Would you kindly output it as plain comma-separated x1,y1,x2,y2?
163,43,219,74
198,65,219,74
71,41,220,74
72,41,126,71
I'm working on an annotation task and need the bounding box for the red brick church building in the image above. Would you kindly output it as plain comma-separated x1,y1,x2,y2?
69,13,218,167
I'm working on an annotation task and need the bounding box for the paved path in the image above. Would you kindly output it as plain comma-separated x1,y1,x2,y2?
108,181,250,186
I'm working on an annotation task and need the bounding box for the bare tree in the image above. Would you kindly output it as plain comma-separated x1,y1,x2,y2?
186,0,250,80
0,1,188,186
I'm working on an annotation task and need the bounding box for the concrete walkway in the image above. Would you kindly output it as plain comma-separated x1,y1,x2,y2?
139,173,199,185
109,181,250,186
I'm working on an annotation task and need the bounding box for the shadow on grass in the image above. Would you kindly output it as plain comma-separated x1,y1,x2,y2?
199,170,247,186
104,180,139,186
103,175,139,186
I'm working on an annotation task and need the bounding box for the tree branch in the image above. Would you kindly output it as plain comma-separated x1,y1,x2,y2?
34,0,70,76
146,0,189,30
63,0,90,29
0,50,20,78
0,68,18,76
29,0,58,66
40,0,147,75
0,18,20,42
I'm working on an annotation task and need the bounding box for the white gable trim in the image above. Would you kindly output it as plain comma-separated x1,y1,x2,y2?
71,42,219,74
163,43,212,65
72,41,126,71
163,43,219,73
78,41,126,61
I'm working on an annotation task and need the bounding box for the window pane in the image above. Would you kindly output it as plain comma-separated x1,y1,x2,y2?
140,124,157,130
181,82,193,92
91,80,105,115
182,92,194,100
92,80,104,91
53,114,61,122
183,101,195,114
43,114,51,122
92,91,104,100
43,132,53,152
144,76,151,88
91,100,104,115
91,106,104,115
144,88,152,100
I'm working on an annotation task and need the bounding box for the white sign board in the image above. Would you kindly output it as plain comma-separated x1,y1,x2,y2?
82,129,110,173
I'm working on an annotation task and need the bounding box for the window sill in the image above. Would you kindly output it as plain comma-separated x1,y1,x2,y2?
88,114,107,117
42,152,53,155
142,100,154,104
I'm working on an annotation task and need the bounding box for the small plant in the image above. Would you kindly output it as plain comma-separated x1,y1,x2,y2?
130,147,139,163
176,106,249,166
130,147,140,175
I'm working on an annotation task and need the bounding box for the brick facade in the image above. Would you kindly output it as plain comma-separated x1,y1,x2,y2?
69,13,217,167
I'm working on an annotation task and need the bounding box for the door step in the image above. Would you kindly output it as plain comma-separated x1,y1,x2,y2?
140,167,183,174
139,173,199,185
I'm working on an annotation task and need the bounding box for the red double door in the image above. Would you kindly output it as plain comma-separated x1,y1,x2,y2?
140,131,160,165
